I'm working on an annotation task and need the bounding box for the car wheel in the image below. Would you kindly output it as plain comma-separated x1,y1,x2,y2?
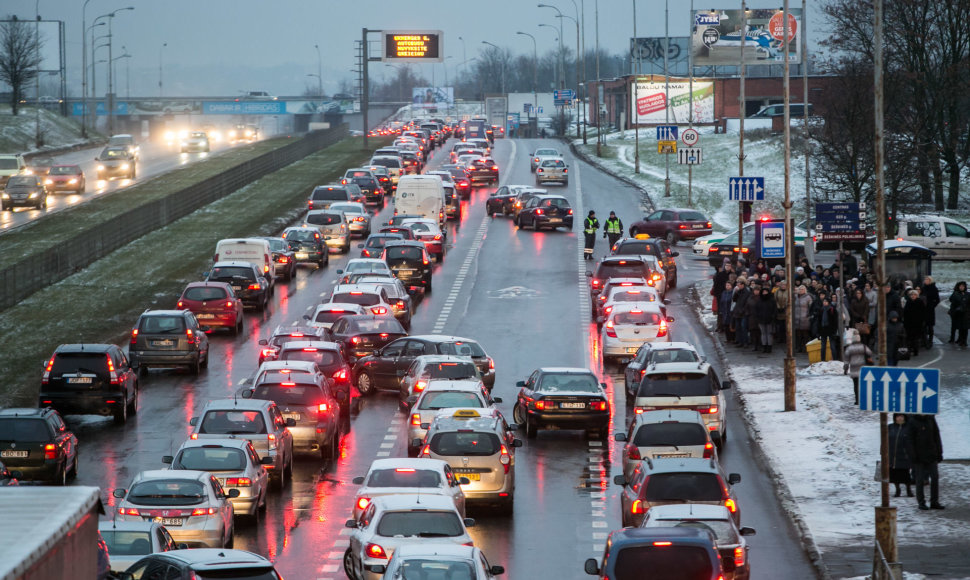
113,397,128,424
666,231,677,245
272,464,286,491
488,207,495,217
512,403,526,425
356,371,375,396
343,548,359,580
669,272,678,289
425,277,432,293
284,451,293,478
234,316,244,335
325,432,340,462
516,216,523,229
533,219,540,232
525,415,537,439
70,453,79,480
225,529,234,549
191,358,201,376
128,385,138,415
201,349,209,369
57,462,68,486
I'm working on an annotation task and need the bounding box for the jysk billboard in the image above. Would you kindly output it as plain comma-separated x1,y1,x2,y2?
691,8,803,66
633,78,714,124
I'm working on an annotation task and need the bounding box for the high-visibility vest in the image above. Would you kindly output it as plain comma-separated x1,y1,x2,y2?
584,217,599,234
605,217,622,234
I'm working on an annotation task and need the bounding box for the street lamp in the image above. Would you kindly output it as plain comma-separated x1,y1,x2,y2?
114,48,131,100
313,44,323,97
538,24,562,90
81,0,100,136
538,3,566,90
307,73,322,98
158,42,167,97
91,35,109,105
95,6,134,134
480,41,506,94
517,31,538,134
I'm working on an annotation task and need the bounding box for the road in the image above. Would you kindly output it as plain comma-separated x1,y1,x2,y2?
0,138,236,233
66,136,817,579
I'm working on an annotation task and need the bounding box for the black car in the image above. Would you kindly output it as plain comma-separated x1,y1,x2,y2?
282,226,329,267
466,158,499,184
381,240,433,291
2,174,48,209
0,408,78,485
206,261,271,310
342,171,384,207
258,324,332,364
486,186,520,217
39,343,139,424
512,368,610,439
129,310,210,376
276,341,352,407
330,314,408,362
353,335,496,395
358,233,404,258
610,237,680,289
515,195,574,231
258,237,296,281
441,165,471,199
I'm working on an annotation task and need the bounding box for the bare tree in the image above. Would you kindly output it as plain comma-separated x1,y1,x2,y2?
0,17,42,116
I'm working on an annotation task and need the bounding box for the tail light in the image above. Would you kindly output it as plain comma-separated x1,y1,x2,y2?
411,413,422,426
653,541,673,547
396,300,406,309
433,234,442,240
591,279,602,288
366,543,388,559
354,217,365,222
225,477,252,486
632,499,644,514
191,508,217,516
308,201,314,209
190,433,198,439
423,257,429,265
706,221,713,228
734,546,745,567
332,368,349,381
657,319,668,338
420,444,431,457
318,403,329,413
568,209,573,215
701,405,718,414
534,399,550,410
119,508,140,516
356,497,371,511
44,444,57,460
350,336,361,345
605,320,617,338
371,306,388,315
264,264,270,273
488,357,495,370
535,209,543,215
185,328,196,345
651,273,662,282
225,301,235,309
604,306,613,315
42,355,55,384
177,300,184,309
591,400,608,411
261,348,276,358
130,328,139,345
679,224,688,229
634,408,644,414
414,380,427,393
279,256,289,263
362,249,371,257
537,168,543,173
248,283,261,290
724,498,737,513
106,355,120,385
267,433,277,450
563,168,568,173
626,444,641,460
499,444,511,473
703,442,714,459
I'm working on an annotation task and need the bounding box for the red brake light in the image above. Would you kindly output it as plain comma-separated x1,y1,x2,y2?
44,443,57,460
568,209,573,215
535,209,543,215
279,256,289,263
366,543,388,559
351,336,361,345
42,355,55,384
248,283,260,290
626,444,641,460
725,498,737,513
500,444,511,472
280,382,296,386
356,497,371,511
632,499,644,514
592,400,608,411
177,300,184,309
130,328,138,345
679,224,688,229
535,400,552,411
119,508,140,516
225,477,252,486
734,546,745,567
302,348,318,352
261,348,276,358
414,380,427,392
191,508,217,516
225,301,234,309
657,319,668,337
318,403,329,413
106,354,119,385
706,221,713,228
591,279,602,288
605,320,617,338
411,413,422,426
420,444,431,456
703,441,714,459
332,368,349,381
371,306,388,315
653,541,673,547
488,357,495,370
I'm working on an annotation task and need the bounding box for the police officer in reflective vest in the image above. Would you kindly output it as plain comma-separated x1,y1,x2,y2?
604,211,623,250
583,210,599,260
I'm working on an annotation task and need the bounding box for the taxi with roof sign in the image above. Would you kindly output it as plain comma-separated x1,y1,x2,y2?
405,381,500,457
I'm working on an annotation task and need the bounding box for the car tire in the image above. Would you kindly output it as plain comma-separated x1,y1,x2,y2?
201,349,209,369
70,453,79,481
325,432,340,462
516,216,523,229
512,403,526,425
113,397,128,424
669,272,678,289
525,415,537,439
191,358,201,376
666,231,677,245
234,316,244,335
272,464,286,491
532,220,540,232
488,207,495,217
128,385,138,415
356,371,375,396
425,278,432,293
225,529,234,549
499,496,514,516
343,548,359,580
57,462,68,486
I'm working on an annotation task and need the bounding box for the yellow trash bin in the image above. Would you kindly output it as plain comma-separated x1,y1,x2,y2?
806,338,821,364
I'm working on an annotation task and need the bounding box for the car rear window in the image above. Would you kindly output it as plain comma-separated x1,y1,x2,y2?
540,198,570,208
385,247,423,261
647,349,700,364
252,385,323,407
537,374,599,393
611,291,656,304
644,473,724,502
194,568,278,580
285,229,319,242
436,341,486,358
423,362,479,380
183,286,228,301
279,348,341,366
138,316,186,334
0,418,51,442
419,391,483,410
51,353,107,376
370,158,402,168
199,410,267,435
541,159,565,168
649,520,738,543
613,310,662,325
175,447,248,471
613,545,714,580
331,292,380,306
127,479,206,506
595,262,649,279
306,213,343,226
315,309,357,324
312,188,348,200
634,423,709,447
366,468,441,488
375,511,464,538
347,318,404,334
367,236,401,249
100,531,152,556
429,431,500,456
210,266,256,280
638,374,716,398
679,211,707,221
346,170,372,178
614,241,659,258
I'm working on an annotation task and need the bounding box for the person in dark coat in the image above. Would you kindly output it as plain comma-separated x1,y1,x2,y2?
909,414,944,510
718,282,735,339
732,280,752,347
848,288,870,326
920,276,940,348
947,281,969,345
888,414,914,497
902,289,926,357
817,296,840,361
583,210,599,260
886,311,905,366
754,287,778,353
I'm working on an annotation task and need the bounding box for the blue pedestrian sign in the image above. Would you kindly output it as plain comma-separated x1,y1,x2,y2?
858,367,940,414
656,125,678,141
728,177,765,201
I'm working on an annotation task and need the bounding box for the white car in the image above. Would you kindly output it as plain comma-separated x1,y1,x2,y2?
113,470,238,549
601,302,673,363
623,341,709,396
400,355,483,400
351,458,467,519
530,147,561,172
343,494,476,580
406,379,501,456
98,520,179,573
330,202,372,237
599,286,664,326
303,209,350,252
640,254,668,298
336,259,393,285
327,283,396,317
163,438,271,519
692,232,729,257
305,303,366,330
252,360,330,390
371,544,505,580
614,409,716,479
632,364,732,449
399,217,446,262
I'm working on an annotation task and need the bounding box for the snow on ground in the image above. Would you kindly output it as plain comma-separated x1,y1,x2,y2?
0,105,93,154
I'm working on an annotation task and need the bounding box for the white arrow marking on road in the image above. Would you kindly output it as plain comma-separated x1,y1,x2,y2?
915,373,935,413
895,372,908,413
863,371,876,410
881,372,893,412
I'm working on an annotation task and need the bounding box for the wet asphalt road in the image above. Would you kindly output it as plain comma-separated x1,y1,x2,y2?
66,137,818,579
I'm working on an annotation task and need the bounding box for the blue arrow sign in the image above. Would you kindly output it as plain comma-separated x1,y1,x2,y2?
656,125,678,141
728,177,765,201
858,366,940,414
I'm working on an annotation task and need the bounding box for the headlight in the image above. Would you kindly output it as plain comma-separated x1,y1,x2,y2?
68,178,77,184
97,165,105,171
1,193,9,199
164,131,175,141
44,178,53,185
228,130,237,138
29,192,38,198
121,163,130,170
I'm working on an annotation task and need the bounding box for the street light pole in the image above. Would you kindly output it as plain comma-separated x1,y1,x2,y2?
481,41,506,94
538,24,560,90
663,0,670,196
517,31,538,136
595,0,601,155
81,0,97,137
782,0,797,414
34,2,42,147
633,0,639,173
158,42,166,97
314,44,323,97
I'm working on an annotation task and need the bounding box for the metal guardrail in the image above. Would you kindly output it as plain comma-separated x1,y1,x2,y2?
872,540,903,580
0,125,347,311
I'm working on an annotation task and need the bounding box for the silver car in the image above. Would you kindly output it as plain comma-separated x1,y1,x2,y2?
330,202,372,237
304,209,350,253
535,157,568,185
98,520,179,573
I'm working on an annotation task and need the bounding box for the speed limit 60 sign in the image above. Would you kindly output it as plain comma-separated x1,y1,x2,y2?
681,128,700,146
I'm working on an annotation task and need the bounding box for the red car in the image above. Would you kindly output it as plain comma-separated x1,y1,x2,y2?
176,282,244,334
44,165,86,194
628,208,713,244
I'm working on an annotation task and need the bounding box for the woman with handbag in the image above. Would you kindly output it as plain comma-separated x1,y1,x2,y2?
947,281,969,346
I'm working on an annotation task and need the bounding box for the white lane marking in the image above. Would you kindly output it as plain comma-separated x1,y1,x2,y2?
379,442,394,449
237,379,247,385
376,451,391,457
383,434,396,440
321,564,339,573
573,162,591,365
431,219,489,334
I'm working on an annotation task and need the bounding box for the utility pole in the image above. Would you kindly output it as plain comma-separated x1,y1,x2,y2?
737,1,748,259
633,0,639,174
580,0,587,144
663,0,670,196
362,28,369,150
81,0,95,138
782,0,796,412
688,0,695,207
802,0,811,226
595,0,601,156
158,42,166,97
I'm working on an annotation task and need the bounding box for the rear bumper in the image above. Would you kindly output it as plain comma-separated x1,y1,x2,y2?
130,350,199,367
529,410,609,430
3,460,60,481
193,312,238,328
291,249,326,263
323,235,349,248
536,216,573,229
39,392,124,416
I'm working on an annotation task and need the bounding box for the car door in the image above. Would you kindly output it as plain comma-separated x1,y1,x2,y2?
443,464,467,515
517,370,539,409
944,221,970,260
48,413,76,464
270,406,293,459
368,340,406,387
641,210,664,236
397,340,431,382
185,313,207,355
210,476,232,539
114,349,137,398
246,443,269,500
625,346,649,393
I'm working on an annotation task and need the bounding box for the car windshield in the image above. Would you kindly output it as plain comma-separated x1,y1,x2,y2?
331,292,380,306
264,239,286,252
280,348,341,366
634,423,708,447
285,230,318,242
370,158,401,168
127,480,206,506
101,148,128,158
637,374,715,397
0,158,21,170
537,373,600,393
613,310,662,325
6,175,35,186
397,561,475,579
253,384,323,406
419,391,483,410
0,419,50,442
613,545,714,580
366,468,441,488
436,341,486,358
49,166,80,175
424,362,478,380
648,520,739,544
176,447,248,471
429,431,500,456
376,511,464,538
330,204,363,215
306,213,343,226
312,188,347,200
100,531,152,556
347,318,403,333
199,410,267,435
385,247,423,261
315,309,357,323
138,316,185,334
647,349,700,364
345,170,372,178
644,473,724,502
210,267,255,281
183,286,228,301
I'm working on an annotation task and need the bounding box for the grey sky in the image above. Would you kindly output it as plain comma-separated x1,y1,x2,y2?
7,0,828,97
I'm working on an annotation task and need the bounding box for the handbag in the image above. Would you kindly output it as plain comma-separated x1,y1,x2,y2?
854,322,871,335
895,346,911,361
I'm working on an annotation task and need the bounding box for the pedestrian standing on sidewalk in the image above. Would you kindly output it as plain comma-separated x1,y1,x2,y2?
719,282,735,339
583,211,599,260
888,414,914,498
732,279,752,347
886,311,905,366
910,414,945,510
903,289,926,357
603,211,623,250
747,282,762,350
920,276,940,348
774,280,789,344
947,281,969,345
794,285,813,353
842,329,872,404
754,287,777,353
818,296,840,361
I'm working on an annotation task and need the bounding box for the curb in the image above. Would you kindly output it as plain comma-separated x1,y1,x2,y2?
685,283,832,580
566,138,656,214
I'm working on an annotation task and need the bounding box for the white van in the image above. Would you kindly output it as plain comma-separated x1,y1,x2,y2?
214,238,276,284
895,215,970,261
394,175,446,225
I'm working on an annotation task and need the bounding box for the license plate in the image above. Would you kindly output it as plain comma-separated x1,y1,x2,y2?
396,269,414,275
152,339,175,347
197,314,215,319
232,286,242,291
655,452,690,458
627,347,639,354
295,252,308,259
283,413,301,421
1,450,28,458
158,518,183,526
458,473,481,481
561,402,585,409
548,218,562,223
67,376,93,384
719,250,732,256
692,224,705,228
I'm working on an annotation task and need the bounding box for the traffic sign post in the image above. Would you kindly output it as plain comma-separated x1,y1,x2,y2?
728,177,765,201
677,147,702,165
858,367,940,414
815,201,867,251
658,141,677,154
656,125,678,141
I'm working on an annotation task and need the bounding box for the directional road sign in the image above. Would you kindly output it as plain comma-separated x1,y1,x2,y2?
816,202,866,233
817,232,867,242
760,221,786,258
656,125,678,141
858,366,940,414
677,147,702,165
658,141,678,154
681,128,700,146
554,89,575,101
728,177,765,201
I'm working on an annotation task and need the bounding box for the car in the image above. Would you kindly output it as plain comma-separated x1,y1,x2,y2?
305,302,367,330
330,314,408,362
280,226,329,267
467,158,499,184
114,470,238,548
304,209,351,253
400,218,445,262
364,164,394,194
39,343,139,424
511,367,610,439
486,185,534,217
368,156,404,187
212,238,277,287
180,131,210,153
359,232,404,258
378,224,416,240
96,146,135,180
205,261,270,311
640,504,756,580
614,458,742,527
632,365,732,450
601,303,673,363
354,275,414,328
257,236,297,281
336,260,393,285
615,410,715,479
610,237,681,289
442,183,461,221
399,355,482,401
129,309,210,376
510,188,548,219
351,458,467,520
587,256,655,301
441,165,472,199
535,158,568,185
530,147,562,172
331,202,372,237
628,208,713,244
400,150,422,173
257,325,331,364
623,342,706,396
308,184,353,210
515,194,574,231
176,281,244,334
245,376,340,461
894,214,970,261
640,254,669,298
598,285,666,327
327,283,396,316
370,544,505,580
0,407,78,485
342,169,384,207
692,232,728,257
381,240,433,292
108,134,140,160
189,399,295,488
43,164,85,194
121,549,282,579
343,494,476,580
276,341,353,408
406,381,500,455
594,278,653,321
163,438,271,520
1,174,48,209
584,527,724,580
354,335,496,395
98,520,180,573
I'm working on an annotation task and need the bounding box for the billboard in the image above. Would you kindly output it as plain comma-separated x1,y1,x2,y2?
629,37,690,76
412,87,454,109
383,30,443,62
691,9,802,66
633,79,714,124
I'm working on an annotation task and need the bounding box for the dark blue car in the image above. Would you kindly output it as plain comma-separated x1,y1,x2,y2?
584,527,723,580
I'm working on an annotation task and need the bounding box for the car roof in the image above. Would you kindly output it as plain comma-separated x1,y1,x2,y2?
643,342,697,351
200,398,274,412
370,493,459,511
392,543,479,559
644,503,735,521
421,379,485,392
332,283,385,294
133,469,210,483
537,367,596,375
414,354,476,365
609,526,716,546
405,334,481,344
140,309,185,317
183,281,232,290
283,226,318,232
306,209,346,216
98,520,163,533
642,457,721,474
212,260,256,269
429,409,504,432
609,302,663,314
643,362,711,375
346,258,386,266
256,360,320,373
0,408,48,418
53,343,114,354
600,256,647,264
314,302,364,311
383,240,426,249
143,548,273,568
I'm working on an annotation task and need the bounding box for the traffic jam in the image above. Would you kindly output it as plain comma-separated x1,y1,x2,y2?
2,117,757,580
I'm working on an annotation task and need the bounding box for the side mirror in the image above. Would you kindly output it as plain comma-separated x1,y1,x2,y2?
463,517,476,528
508,423,519,431
336,269,344,275
366,565,387,574
345,519,358,528
670,250,680,257
303,314,311,321
728,473,741,485
720,380,733,390
161,455,174,464
406,395,417,405
492,396,503,404
585,271,592,278
584,559,600,575
352,476,365,485
261,456,274,465
240,390,253,399
189,417,198,426
511,439,523,448
411,438,423,449
258,339,268,346
666,316,675,323
459,477,470,485
663,298,671,305
285,418,296,427
601,382,607,389
614,433,628,442
740,527,757,536
227,488,241,498
176,543,189,550
112,489,127,498
199,326,211,332
515,380,526,388
490,565,505,575
613,474,627,486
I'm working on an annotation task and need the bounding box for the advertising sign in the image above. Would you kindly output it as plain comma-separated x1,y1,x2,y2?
629,37,690,76
633,78,714,124
202,101,285,115
382,30,443,62
691,8,802,66
412,87,454,109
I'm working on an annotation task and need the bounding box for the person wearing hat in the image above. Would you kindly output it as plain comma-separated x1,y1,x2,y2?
603,211,623,249
886,310,905,366
583,210,600,260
